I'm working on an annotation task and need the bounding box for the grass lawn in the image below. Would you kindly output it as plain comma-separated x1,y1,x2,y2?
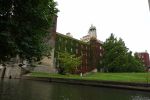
30,72,150,83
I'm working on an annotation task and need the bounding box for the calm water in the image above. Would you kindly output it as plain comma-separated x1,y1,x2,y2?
0,79,150,100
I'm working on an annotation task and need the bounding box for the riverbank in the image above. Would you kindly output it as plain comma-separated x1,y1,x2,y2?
22,72,150,92
30,72,150,83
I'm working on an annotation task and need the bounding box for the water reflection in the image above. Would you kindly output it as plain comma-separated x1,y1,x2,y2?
131,96,150,100
0,79,150,100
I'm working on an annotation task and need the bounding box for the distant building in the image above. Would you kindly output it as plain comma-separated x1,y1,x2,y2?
135,51,150,67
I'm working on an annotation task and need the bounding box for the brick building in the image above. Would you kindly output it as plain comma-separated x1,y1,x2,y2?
135,51,150,67
54,25,103,73
40,16,103,73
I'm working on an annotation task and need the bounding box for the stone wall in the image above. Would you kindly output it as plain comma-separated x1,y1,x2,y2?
37,48,57,73
33,65,57,73
4,64,22,78
0,67,4,78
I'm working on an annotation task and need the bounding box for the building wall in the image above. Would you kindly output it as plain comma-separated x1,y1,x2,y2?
4,64,22,78
40,15,57,69
54,33,102,73
0,67,5,78
136,52,150,67
40,16,103,73
89,39,103,70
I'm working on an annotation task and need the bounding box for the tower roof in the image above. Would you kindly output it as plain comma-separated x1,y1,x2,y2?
89,24,96,31
88,24,97,39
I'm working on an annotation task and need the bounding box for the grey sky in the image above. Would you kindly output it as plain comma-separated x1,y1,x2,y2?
55,0,150,53
148,0,150,10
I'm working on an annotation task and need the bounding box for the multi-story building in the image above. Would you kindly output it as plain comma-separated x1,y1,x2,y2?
135,51,150,67
54,25,103,73
40,16,103,73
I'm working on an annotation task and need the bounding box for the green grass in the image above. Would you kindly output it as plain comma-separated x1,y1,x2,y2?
30,72,150,83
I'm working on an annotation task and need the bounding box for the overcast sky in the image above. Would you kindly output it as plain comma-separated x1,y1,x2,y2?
55,0,150,53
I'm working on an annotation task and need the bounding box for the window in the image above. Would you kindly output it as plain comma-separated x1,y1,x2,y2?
76,43,78,48
76,49,78,54
100,61,102,64
59,38,61,42
100,53,102,56
100,46,102,50
65,47,66,51
71,48,73,52
58,45,60,50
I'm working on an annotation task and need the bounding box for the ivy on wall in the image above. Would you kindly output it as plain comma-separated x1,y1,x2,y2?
54,33,102,72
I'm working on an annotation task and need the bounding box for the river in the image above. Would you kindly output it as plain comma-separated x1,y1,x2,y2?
0,79,150,100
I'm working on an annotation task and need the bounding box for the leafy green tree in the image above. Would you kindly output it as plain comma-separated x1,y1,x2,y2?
124,52,144,72
101,33,144,72
0,0,58,63
58,52,81,74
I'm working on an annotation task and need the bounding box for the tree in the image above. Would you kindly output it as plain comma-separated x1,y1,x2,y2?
101,33,144,72
123,51,144,72
58,52,81,74
0,0,58,63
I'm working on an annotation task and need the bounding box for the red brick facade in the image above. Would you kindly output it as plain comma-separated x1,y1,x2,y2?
50,16,103,73
136,52,150,67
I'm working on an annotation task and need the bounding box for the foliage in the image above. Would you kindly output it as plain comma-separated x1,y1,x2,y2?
0,0,58,63
55,34,91,72
101,33,144,72
57,52,81,74
125,52,144,72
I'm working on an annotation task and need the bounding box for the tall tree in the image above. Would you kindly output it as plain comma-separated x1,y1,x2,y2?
0,0,58,62
101,33,144,72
